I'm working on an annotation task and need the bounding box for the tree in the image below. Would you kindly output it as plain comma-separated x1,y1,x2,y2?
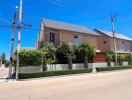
78,41,90,68
74,45,84,63
88,46,96,63
128,54,132,65
40,43,56,71
56,41,74,70
106,54,112,67
1,52,6,64
118,54,125,66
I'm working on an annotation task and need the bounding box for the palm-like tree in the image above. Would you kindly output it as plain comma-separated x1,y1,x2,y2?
79,41,90,68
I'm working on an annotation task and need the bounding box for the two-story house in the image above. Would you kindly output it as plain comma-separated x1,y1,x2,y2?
36,19,100,51
95,29,132,53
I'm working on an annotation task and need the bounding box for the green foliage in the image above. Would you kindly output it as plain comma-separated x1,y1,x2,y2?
128,54,132,65
96,66,132,72
40,43,56,71
106,54,112,67
88,46,96,63
40,43,56,63
42,56,47,71
118,54,125,66
74,45,84,63
1,52,6,64
19,50,42,66
111,54,126,66
78,41,90,68
18,69,93,79
56,41,74,70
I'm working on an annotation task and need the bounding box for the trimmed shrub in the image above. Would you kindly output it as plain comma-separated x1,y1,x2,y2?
96,66,132,72
56,41,74,70
19,50,42,66
106,54,112,67
40,43,56,71
118,54,125,66
18,69,93,79
128,54,132,65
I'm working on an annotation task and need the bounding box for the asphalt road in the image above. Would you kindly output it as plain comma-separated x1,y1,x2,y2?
0,69,132,100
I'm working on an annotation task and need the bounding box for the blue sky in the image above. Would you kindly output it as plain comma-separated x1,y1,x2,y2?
0,0,132,59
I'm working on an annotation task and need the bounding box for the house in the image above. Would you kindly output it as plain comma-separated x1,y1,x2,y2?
95,29,132,53
35,19,100,51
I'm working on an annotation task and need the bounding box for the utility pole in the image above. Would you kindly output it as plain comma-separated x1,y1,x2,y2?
16,0,23,79
110,11,118,66
8,6,18,78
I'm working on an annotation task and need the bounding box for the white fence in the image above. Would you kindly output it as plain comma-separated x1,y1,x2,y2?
19,66,43,73
19,62,129,73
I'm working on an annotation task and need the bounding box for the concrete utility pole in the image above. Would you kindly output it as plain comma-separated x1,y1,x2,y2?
110,11,118,66
8,6,18,78
16,0,23,79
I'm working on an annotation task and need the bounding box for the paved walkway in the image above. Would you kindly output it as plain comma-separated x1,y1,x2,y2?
0,65,9,79
0,69,132,100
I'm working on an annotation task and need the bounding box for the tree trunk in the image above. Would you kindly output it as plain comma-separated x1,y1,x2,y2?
84,55,88,69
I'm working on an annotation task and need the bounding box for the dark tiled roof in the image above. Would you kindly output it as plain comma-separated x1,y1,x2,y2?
42,19,99,35
96,29,132,41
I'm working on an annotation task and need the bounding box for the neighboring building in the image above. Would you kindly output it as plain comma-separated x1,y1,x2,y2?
35,19,100,51
95,29,132,53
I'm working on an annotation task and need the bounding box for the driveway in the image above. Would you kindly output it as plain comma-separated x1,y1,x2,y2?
0,69,132,100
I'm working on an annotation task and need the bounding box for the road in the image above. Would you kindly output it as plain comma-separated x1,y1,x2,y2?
0,69,132,100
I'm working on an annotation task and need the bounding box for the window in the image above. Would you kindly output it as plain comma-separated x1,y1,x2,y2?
74,33,82,45
103,41,107,44
50,32,56,43
74,34,78,38
120,41,125,50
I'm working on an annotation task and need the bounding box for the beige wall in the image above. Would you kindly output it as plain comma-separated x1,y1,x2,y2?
96,30,132,53
60,30,74,44
43,28,98,48
97,36,111,52
83,34,98,47
110,38,132,52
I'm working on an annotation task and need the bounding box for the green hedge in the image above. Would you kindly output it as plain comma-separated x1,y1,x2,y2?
19,66,132,79
19,69,92,79
18,69,92,79
19,49,42,66
96,66,132,72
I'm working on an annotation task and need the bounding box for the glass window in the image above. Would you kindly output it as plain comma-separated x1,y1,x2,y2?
50,32,56,43
74,33,82,45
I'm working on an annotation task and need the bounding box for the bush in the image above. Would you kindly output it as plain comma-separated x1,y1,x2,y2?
56,41,74,70
96,66,132,72
18,69,93,79
106,54,112,67
19,50,42,66
40,43,56,71
128,54,132,65
118,54,125,66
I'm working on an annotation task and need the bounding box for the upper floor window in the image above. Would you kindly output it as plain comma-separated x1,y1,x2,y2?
50,32,56,43
120,41,125,50
103,41,107,44
74,33,82,45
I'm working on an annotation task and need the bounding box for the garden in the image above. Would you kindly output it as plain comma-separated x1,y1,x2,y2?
13,41,132,79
